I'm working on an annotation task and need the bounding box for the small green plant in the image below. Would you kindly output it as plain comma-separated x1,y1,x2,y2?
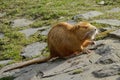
96,30,113,40
69,68,84,75
0,76,14,80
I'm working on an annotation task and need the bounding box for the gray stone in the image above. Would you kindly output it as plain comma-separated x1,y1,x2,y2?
91,38,120,56
67,20,77,25
41,73,83,80
0,65,20,78
93,19,120,26
109,29,120,39
13,55,87,80
90,38,120,65
20,27,48,37
1,53,91,79
91,38,120,64
117,77,120,80
99,26,116,32
0,13,6,17
0,60,12,65
85,52,101,64
0,33,4,39
73,11,103,20
95,44,113,56
21,42,47,58
43,55,91,77
40,28,51,36
14,69,41,80
92,64,120,78
107,7,120,13
1,38,120,80
11,18,33,27
96,54,120,64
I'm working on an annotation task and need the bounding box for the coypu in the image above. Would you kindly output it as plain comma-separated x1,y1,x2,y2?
3,21,98,72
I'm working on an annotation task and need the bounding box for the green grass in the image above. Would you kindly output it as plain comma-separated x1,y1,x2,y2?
0,76,14,80
69,68,84,75
0,0,120,64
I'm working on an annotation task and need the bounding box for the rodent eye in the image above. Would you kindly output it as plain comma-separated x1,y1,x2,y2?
94,29,97,31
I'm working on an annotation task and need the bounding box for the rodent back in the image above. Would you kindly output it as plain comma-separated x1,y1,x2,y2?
48,23,81,57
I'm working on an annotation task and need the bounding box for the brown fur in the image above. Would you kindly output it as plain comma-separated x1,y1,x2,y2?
3,22,97,72
48,22,97,58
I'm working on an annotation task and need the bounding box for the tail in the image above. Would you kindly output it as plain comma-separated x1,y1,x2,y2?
3,55,51,72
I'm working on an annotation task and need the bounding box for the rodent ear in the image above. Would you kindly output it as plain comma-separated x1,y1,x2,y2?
70,24,80,31
75,25,81,29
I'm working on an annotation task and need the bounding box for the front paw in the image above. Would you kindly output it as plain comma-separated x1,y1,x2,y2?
82,49,92,54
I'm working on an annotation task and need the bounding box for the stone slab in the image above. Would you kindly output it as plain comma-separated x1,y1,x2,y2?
20,27,48,37
109,29,120,39
11,18,33,27
21,42,47,58
107,7,120,13
93,19,120,26
0,33,4,39
73,11,103,20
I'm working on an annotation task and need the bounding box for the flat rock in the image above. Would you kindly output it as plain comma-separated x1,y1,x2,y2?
20,27,49,37
99,26,116,32
21,42,47,58
95,44,113,56
40,28,51,36
13,54,90,80
107,7,120,13
92,64,120,78
11,52,116,80
96,54,120,64
73,11,103,20
93,19,120,26
11,18,34,27
92,38,120,55
0,33,4,39
109,29,120,39
0,38,120,80
67,20,77,25
90,38,120,64
41,73,83,80
117,77,120,80
0,60,12,65
0,53,93,80
42,54,92,77
14,68,41,80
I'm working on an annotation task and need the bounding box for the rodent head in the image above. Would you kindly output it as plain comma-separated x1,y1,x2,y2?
73,22,98,40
